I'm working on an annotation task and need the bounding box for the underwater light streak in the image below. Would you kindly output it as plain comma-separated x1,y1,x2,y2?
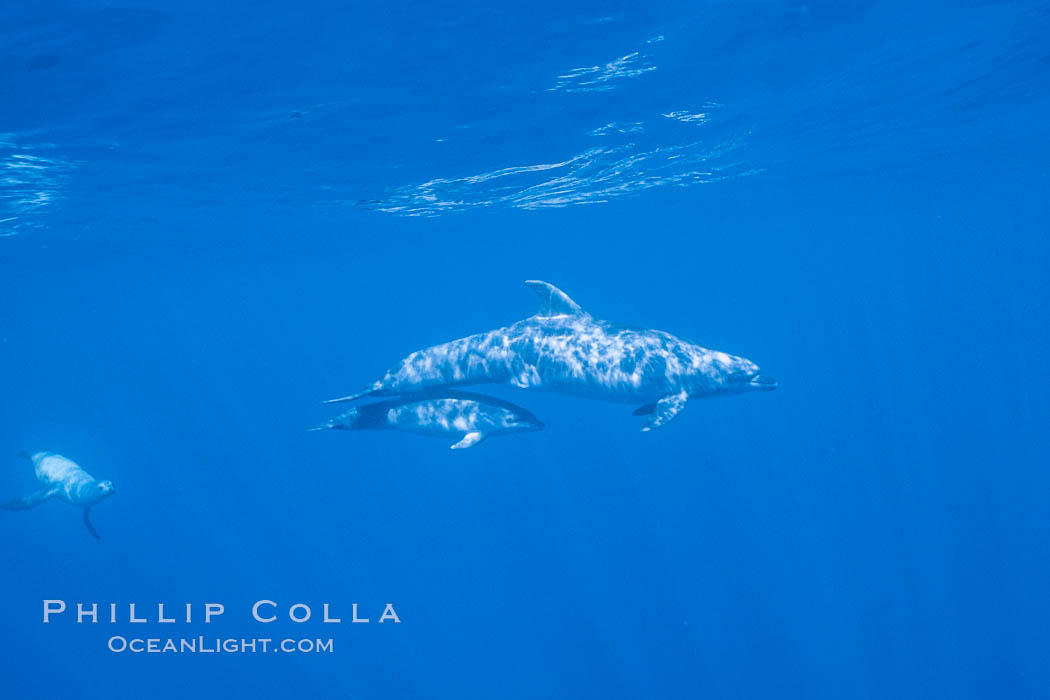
548,50,657,93
0,138,72,237
374,136,753,216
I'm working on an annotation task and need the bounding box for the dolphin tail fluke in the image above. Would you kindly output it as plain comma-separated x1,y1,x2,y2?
311,406,360,432
322,389,377,405
3,486,59,511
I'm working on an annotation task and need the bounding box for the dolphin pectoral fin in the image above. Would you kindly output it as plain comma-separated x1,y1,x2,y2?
632,403,656,416
450,432,485,450
524,280,588,318
510,369,539,389
641,391,689,431
2,486,59,511
83,507,101,540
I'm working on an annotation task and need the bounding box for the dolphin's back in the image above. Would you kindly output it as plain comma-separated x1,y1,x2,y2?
32,453,98,503
504,317,715,401
376,331,517,395
356,390,538,424
33,453,90,485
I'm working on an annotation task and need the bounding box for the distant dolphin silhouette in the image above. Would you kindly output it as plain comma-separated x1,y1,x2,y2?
326,281,776,430
3,452,115,539
312,390,543,449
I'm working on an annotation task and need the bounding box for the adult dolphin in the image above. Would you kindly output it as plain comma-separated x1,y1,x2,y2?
326,281,776,430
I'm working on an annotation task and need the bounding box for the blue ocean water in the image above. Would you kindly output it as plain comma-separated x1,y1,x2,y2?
2,1,1049,697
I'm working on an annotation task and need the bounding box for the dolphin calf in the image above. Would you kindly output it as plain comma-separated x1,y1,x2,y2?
312,390,543,449
326,280,776,430
3,451,115,539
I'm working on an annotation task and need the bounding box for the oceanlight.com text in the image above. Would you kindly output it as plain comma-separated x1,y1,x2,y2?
107,636,334,654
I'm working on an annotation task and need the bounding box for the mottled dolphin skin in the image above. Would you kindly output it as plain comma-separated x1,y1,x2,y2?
312,390,543,449
326,281,777,430
3,452,115,539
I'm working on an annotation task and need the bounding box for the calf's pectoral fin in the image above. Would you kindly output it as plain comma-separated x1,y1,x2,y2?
2,486,59,511
450,432,485,450
632,404,656,416
641,390,689,431
83,507,101,540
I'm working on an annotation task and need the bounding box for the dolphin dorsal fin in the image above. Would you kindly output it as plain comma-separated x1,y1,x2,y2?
524,280,587,318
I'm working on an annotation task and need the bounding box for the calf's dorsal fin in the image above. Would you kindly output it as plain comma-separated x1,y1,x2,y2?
524,280,587,318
